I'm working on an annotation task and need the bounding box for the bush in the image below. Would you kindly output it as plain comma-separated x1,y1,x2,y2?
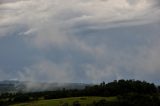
62,102,69,106
118,93,160,106
13,94,30,103
73,101,81,106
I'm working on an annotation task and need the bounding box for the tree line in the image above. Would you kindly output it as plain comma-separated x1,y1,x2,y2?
0,79,160,106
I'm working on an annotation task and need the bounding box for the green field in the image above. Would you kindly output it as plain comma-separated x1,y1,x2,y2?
12,97,117,106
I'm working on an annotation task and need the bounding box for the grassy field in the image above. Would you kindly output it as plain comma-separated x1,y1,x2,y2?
12,96,117,106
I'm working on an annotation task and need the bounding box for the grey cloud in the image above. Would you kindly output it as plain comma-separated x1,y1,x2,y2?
152,0,160,7
18,60,74,83
0,0,160,84
126,0,139,5
0,0,19,4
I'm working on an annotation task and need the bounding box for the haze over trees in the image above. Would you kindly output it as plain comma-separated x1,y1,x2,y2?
0,79,160,106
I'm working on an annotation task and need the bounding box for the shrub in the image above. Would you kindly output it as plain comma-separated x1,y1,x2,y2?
73,101,81,106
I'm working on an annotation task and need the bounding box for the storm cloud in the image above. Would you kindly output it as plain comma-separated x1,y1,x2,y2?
0,0,160,84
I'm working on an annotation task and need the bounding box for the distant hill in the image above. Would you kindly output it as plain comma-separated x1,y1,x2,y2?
0,80,90,93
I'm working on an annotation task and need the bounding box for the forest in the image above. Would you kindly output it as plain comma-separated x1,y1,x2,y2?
0,79,160,106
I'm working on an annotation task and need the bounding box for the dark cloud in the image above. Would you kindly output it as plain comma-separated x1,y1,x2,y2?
0,0,19,4
0,0,160,84
153,0,160,8
127,0,139,5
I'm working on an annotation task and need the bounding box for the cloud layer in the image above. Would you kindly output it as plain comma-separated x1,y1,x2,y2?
0,0,160,83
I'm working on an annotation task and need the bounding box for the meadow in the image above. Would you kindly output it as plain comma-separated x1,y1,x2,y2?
12,96,116,106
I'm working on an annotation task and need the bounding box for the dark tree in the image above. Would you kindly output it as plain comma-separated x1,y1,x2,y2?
73,101,81,106
13,94,30,102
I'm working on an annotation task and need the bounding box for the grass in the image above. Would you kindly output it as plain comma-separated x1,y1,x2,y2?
11,96,117,106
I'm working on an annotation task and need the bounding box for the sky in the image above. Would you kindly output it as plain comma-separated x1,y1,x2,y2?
0,0,160,84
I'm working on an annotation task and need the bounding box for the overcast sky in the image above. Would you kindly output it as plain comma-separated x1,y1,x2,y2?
0,0,160,84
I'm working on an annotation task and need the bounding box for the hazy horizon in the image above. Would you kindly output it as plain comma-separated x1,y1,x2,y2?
0,0,160,84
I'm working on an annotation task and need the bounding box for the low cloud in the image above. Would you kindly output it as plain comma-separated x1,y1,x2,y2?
0,69,12,80
18,60,73,83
